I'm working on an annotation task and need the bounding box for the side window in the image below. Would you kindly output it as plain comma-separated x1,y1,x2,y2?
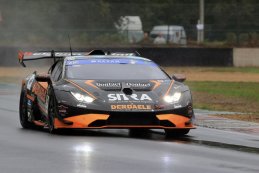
50,62,59,76
51,61,63,82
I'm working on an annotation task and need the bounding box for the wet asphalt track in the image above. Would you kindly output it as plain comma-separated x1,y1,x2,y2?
1,84,259,173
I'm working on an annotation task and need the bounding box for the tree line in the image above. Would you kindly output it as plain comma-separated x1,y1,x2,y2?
0,0,258,45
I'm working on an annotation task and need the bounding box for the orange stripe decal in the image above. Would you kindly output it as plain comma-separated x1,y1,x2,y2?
85,80,99,89
65,79,96,99
150,80,161,90
164,80,174,96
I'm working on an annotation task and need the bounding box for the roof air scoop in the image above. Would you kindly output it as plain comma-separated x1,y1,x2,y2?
122,88,133,95
88,50,106,55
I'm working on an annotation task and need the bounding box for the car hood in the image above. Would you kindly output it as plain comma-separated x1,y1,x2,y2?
57,79,189,112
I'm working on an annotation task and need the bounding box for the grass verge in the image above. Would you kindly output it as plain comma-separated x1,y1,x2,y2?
186,81,259,122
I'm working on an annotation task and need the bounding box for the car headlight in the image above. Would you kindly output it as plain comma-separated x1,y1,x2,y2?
164,92,181,103
71,92,94,103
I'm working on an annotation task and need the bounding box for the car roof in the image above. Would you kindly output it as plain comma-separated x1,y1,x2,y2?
65,55,152,62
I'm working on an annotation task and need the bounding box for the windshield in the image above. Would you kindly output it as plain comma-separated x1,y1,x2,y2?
65,59,169,80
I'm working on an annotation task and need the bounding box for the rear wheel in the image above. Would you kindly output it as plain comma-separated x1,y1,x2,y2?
19,86,34,129
165,129,190,138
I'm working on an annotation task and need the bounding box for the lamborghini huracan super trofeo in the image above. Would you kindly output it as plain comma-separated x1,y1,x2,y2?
18,50,195,136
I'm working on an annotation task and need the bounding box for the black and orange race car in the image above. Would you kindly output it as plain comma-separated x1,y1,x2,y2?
18,50,195,136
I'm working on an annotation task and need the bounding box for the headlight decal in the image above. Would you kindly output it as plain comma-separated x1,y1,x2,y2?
71,92,94,103
65,79,96,99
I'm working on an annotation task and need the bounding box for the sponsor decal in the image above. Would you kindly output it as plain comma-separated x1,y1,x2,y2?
125,82,151,88
108,94,152,101
32,52,51,56
111,104,152,110
76,103,87,108
58,105,68,116
174,104,182,109
91,59,121,64
66,59,157,66
66,57,76,61
58,105,68,110
32,52,87,56
59,110,67,113
94,82,152,90
96,82,121,88
66,60,79,65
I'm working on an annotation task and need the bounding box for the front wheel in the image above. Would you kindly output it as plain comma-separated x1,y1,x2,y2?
165,129,190,138
47,87,61,134
19,86,34,129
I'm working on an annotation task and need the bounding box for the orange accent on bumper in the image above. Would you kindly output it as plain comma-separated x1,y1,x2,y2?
54,114,109,128
156,114,194,128
54,113,195,129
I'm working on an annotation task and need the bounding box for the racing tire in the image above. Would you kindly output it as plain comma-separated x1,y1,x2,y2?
19,86,34,129
165,129,190,138
48,87,61,134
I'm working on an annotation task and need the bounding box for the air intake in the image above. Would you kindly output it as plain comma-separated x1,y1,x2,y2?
122,88,133,95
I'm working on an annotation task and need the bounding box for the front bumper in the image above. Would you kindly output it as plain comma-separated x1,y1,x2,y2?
54,113,195,129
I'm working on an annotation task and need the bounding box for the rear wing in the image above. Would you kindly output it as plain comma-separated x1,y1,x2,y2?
18,49,141,67
18,50,89,67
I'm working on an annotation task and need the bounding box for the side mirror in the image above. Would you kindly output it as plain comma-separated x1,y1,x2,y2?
172,74,186,82
35,74,51,82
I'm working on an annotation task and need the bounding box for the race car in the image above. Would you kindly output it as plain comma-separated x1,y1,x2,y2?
18,50,195,136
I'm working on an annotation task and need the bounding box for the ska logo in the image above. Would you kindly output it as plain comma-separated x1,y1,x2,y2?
108,94,152,101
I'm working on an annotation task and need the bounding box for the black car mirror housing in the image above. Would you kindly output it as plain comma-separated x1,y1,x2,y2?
172,74,186,82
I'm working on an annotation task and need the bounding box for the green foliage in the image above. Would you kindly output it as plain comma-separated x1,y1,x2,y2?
187,81,259,102
226,33,237,45
1,0,259,46
239,33,250,45
249,32,258,46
